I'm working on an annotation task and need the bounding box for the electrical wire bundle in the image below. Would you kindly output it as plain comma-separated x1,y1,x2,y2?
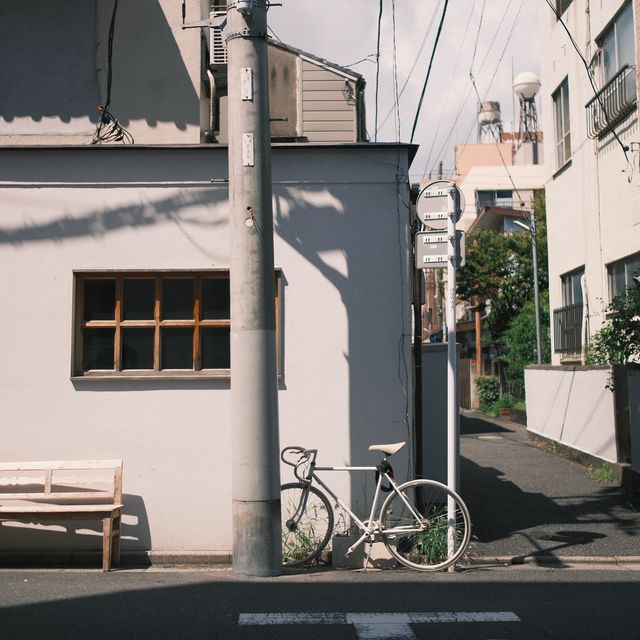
91,105,134,144
90,0,134,145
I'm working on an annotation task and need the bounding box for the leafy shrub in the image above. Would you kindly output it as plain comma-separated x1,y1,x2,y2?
497,393,515,409
585,285,640,365
476,375,500,411
499,292,550,398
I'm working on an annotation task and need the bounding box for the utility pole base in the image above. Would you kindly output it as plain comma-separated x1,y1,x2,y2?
232,499,282,576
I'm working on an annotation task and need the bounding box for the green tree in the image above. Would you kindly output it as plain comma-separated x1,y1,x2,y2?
586,284,640,365
499,292,551,397
457,192,548,346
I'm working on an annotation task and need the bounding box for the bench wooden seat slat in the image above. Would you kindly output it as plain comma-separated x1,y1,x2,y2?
0,491,115,501
0,476,117,487
0,460,123,571
0,504,124,514
0,460,124,471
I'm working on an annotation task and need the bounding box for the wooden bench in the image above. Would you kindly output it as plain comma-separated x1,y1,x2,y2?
0,460,123,571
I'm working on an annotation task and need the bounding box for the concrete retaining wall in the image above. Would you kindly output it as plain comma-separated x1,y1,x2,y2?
524,366,618,463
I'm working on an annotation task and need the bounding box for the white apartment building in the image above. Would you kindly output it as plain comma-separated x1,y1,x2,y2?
540,0,640,364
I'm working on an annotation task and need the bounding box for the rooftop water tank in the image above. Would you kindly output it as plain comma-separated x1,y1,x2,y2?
478,101,501,126
513,71,541,100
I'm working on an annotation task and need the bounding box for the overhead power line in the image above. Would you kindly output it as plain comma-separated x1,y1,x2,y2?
410,0,449,144
374,0,384,142
376,0,444,136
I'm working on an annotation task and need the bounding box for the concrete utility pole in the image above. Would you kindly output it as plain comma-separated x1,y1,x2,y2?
227,0,281,576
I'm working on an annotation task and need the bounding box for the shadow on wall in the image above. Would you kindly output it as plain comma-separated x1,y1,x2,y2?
0,0,198,132
0,493,151,558
0,189,226,258
273,181,412,510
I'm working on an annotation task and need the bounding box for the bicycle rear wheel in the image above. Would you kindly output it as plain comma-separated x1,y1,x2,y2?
280,482,334,567
380,479,470,571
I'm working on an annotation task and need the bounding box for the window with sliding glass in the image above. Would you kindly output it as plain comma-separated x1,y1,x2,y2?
553,77,571,168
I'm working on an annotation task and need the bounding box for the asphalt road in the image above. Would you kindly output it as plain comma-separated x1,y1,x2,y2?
1,567,639,639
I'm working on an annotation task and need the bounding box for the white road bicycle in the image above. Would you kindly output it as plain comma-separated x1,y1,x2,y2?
280,442,471,572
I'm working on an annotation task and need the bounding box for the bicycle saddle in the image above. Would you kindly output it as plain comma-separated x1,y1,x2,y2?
368,442,405,456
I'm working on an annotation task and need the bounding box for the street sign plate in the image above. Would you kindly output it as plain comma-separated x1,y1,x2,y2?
415,230,466,269
416,180,465,229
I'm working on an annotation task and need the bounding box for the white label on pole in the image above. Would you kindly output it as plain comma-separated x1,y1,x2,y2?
423,255,449,264
240,67,253,100
242,133,255,166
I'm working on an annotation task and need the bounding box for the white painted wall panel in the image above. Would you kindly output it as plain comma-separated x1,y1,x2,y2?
0,144,413,554
525,367,618,462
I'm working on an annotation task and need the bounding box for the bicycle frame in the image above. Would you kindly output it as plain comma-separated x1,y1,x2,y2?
308,463,426,558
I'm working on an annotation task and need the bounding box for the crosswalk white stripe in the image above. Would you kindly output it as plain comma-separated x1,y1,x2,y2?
239,612,346,625
239,611,521,627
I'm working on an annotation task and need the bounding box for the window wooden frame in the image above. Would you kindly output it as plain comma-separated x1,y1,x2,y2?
72,269,282,379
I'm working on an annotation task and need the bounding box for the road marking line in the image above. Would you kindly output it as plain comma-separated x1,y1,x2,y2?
239,611,521,639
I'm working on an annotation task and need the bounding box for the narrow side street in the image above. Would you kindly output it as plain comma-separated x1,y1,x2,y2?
461,411,640,563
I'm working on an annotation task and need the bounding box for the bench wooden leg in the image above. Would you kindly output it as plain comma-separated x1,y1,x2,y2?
112,512,121,567
102,516,113,572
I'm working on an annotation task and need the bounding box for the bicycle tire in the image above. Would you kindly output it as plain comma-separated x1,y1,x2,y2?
380,479,471,571
280,482,334,567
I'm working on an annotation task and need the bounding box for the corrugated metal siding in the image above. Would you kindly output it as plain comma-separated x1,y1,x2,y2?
301,61,356,142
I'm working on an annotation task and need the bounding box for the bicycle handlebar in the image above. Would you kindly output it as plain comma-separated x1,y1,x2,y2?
280,446,317,482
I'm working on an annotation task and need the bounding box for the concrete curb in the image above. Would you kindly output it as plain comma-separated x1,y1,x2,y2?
464,555,640,569
0,550,232,569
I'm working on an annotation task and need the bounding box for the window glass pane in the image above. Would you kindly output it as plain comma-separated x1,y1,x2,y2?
562,81,570,134
83,329,114,370
571,271,583,305
83,279,115,321
162,279,194,320
201,327,231,369
610,263,626,298
201,278,230,319
557,0,573,16
602,28,616,83
625,254,640,287
617,2,634,71
161,328,193,369
123,279,155,321
122,328,154,370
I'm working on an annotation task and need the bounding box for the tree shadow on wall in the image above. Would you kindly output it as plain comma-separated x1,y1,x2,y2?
0,0,198,131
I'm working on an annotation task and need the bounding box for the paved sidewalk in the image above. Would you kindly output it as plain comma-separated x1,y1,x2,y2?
460,410,640,567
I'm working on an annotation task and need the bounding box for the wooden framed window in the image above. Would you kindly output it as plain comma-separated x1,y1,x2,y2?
72,270,282,378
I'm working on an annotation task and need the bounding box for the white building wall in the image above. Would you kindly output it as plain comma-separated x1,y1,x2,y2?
456,164,545,230
0,144,413,553
540,0,640,364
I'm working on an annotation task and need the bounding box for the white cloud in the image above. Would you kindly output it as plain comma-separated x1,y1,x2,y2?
269,0,541,180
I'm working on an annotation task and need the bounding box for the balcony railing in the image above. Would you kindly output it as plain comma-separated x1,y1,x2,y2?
586,65,637,139
553,303,583,354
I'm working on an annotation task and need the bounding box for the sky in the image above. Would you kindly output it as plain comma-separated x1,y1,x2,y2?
269,0,541,182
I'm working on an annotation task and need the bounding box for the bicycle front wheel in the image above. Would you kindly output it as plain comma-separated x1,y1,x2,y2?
280,482,334,567
380,479,471,571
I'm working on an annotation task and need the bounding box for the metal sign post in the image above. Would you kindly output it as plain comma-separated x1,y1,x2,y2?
445,187,460,563
415,180,463,565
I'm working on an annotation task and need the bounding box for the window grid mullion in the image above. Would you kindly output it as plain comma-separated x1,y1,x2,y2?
154,277,161,372
194,276,201,371
114,276,123,372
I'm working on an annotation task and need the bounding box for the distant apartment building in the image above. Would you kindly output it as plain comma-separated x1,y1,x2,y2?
540,0,639,364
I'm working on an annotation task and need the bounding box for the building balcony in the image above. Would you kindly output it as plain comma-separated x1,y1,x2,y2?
553,303,583,354
586,65,637,139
